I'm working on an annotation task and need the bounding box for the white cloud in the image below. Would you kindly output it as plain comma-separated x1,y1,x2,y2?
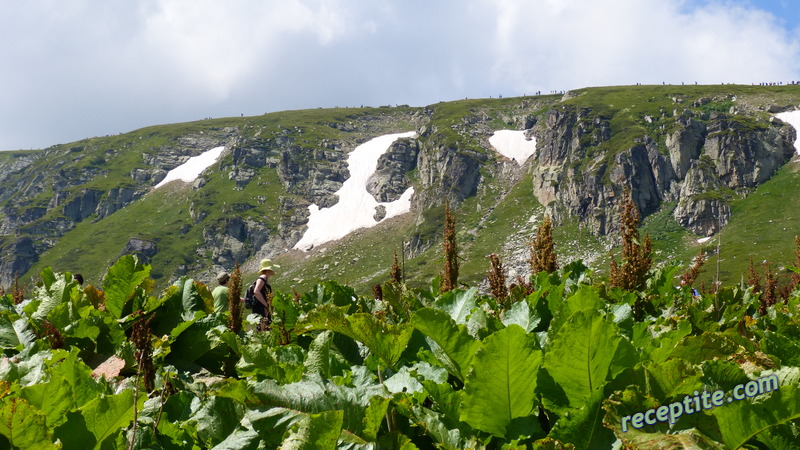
1,0,800,150
487,0,800,93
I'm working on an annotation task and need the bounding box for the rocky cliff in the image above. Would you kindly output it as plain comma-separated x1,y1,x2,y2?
2,86,799,290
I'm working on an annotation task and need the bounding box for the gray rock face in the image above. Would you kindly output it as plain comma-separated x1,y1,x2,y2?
366,138,419,202
0,237,37,284
1,97,797,287
665,115,705,179
415,141,486,209
120,238,158,265
528,105,795,238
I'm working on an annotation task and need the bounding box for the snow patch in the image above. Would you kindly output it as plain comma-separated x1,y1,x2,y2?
294,132,417,251
489,130,537,166
154,146,225,189
697,237,713,244
775,110,800,155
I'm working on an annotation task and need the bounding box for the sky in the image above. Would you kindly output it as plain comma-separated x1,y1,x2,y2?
2,0,800,151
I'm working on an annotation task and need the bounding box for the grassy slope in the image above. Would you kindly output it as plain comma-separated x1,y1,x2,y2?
703,158,800,286
12,86,800,295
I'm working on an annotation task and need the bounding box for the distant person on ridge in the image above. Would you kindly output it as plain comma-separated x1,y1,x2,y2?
212,271,230,313
254,259,280,331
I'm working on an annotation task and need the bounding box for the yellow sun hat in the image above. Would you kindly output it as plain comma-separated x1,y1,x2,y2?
259,259,281,273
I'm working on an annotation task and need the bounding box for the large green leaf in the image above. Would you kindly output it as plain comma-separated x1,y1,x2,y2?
548,388,615,449
304,330,333,378
502,292,551,333
546,285,604,341
632,319,692,363
603,386,724,448
246,374,389,441
0,395,56,449
713,384,800,449
54,389,143,449
460,324,543,437
237,340,305,383
667,332,740,365
644,358,704,401
279,409,343,450
542,310,636,411
411,308,480,381
190,396,244,447
763,331,800,366
0,316,35,350
297,305,413,369
303,281,359,313
101,255,151,319
30,267,80,322
434,287,479,324
20,349,105,428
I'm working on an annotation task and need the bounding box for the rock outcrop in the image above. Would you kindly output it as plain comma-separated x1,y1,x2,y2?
528,106,794,237
1,91,798,287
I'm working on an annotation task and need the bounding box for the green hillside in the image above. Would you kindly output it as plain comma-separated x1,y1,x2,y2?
3,84,800,297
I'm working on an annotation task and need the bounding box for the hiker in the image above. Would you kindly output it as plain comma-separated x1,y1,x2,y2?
212,271,230,313
253,259,280,331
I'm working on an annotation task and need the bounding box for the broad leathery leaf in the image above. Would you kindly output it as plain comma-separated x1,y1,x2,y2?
542,310,636,410
20,349,105,428
304,330,333,378
236,342,305,384
32,268,79,321
548,389,614,449
763,331,800,366
713,384,800,449
434,287,478,324
460,324,543,437
298,305,413,369
210,427,262,450
751,422,800,449
102,255,151,319
700,359,748,393
0,396,56,449
668,332,739,364
603,385,723,448
402,405,466,450
191,396,244,447
84,390,142,448
465,306,504,339
303,281,359,312
376,431,420,450
0,347,51,386
632,319,692,363
168,314,228,365
215,379,262,406
280,409,344,450
234,407,343,449
546,285,604,342
176,277,214,315
248,374,388,440
502,293,551,333
411,308,480,381
376,362,443,411
644,358,704,401
53,389,142,449
0,316,36,350
361,395,390,442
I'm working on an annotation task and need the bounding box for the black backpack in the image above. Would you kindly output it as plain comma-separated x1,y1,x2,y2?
243,279,258,309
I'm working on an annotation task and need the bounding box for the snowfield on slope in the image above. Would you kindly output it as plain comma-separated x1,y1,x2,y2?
294,129,539,251
489,130,537,165
294,132,416,251
776,110,800,156
154,146,225,189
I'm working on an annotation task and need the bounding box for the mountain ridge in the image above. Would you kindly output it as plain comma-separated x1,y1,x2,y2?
2,85,800,294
